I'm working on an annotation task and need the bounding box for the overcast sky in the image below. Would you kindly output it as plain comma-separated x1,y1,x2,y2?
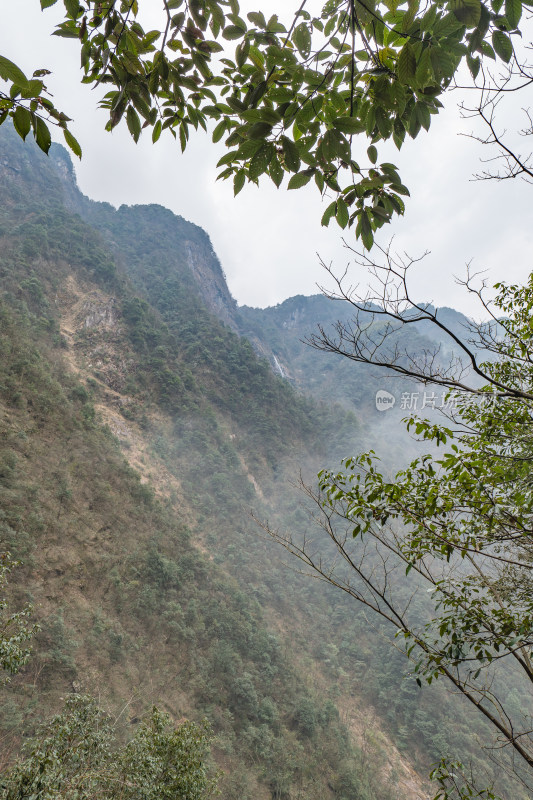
2,1,532,315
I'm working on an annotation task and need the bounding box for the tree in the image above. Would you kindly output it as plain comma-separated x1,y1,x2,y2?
260,251,533,798
0,694,218,800
0,553,36,679
1,0,530,246
3,2,533,797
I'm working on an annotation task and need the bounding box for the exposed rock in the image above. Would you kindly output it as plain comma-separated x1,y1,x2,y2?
81,296,119,329
282,306,306,329
185,241,238,330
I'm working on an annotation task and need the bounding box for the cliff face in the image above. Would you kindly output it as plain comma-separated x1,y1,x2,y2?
49,142,239,330
183,237,238,329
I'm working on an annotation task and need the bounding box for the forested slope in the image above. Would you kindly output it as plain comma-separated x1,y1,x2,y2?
0,124,414,800
0,125,520,800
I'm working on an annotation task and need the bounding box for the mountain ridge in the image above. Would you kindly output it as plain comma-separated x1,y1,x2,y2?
49,136,475,404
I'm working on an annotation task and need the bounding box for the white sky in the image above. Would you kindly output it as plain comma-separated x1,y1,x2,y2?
2,1,532,314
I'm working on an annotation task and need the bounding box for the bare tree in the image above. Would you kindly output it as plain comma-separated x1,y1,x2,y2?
260,244,533,798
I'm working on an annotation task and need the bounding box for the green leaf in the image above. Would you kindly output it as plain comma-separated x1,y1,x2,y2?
367,145,378,164
288,172,312,189
24,79,44,98
237,139,263,159
0,56,29,88
248,47,266,72
152,119,162,143
416,102,431,131
324,15,337,35
236,38,250,68
361,228,374,249
281,136,300,172
324,173,341,192
226,96,246,113
247,11,267,27
333,116,365,135
80,40,91,69
293,22,312,57
143,30,162,47
380,162,399,173
234,169,246,195
360,210,374,248
480,40,496,58
450,0,482,26
63,128,82,158
397,42,416,84
322,129,350,162
415,46,433,86
12,106,31,140
466,53,481,78
408,108,422,138
248,80,268,107
492,30,513,61
63,0,81,17
217,149,239,167
33,115,52,153
336,198,349,229
40,0,59,7
392,182,410,196
258,107,282,125
430,47,454,77
126,105,142,142
121,50,143,75
269,155,284,187
52,24,79,38
249,142,274,179
376,108,392,139
402,0,420,30
223,25,246,39
179,123,188,153
130,92,151,120
321,200,337,227
505,0,522,26
247,121,273,139
212,119,227,143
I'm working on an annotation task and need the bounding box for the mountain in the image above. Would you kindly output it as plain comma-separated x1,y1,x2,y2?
235,295,477,474
0,124,521,800
238,295,472,404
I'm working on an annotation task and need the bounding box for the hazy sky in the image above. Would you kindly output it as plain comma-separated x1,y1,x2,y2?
2,1,532,314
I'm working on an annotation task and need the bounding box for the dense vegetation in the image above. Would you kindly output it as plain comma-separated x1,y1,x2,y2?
0,123,524,799
0,124,392,800
1,697,217,800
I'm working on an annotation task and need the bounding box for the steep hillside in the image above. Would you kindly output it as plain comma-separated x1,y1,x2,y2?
0,124,522,800
0,124,427,800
